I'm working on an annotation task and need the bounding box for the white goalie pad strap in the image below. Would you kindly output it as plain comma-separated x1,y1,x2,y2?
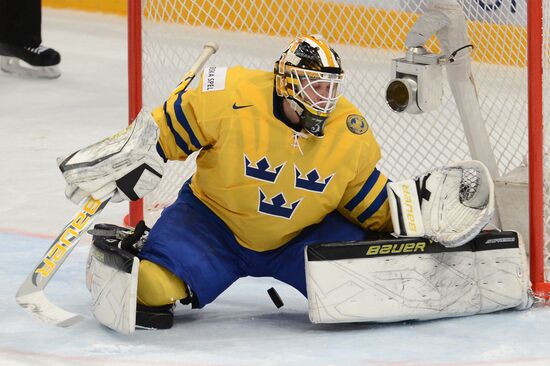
388,160,495,247
305,231,532,324
58,110,164,204
86,245,138,335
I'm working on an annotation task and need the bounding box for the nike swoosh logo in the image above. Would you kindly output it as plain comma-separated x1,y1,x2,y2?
233,102,254,110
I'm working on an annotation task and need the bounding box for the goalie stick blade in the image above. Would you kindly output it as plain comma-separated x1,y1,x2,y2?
16,291,83,327
15,194,111,327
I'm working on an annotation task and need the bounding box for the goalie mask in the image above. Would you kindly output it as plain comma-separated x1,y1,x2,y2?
275,35,345,137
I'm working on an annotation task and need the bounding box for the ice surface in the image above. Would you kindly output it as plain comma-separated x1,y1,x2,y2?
1,8,550,366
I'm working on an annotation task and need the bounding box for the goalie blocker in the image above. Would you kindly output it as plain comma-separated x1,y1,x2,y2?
306,231,533,324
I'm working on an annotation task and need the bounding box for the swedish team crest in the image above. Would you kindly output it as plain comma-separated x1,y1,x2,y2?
258,188,302,219
346,114,368,135
294,165,334,193
244,154,285,183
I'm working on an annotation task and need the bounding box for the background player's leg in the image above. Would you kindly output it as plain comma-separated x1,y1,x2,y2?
0,0,61,78
0,0,41,47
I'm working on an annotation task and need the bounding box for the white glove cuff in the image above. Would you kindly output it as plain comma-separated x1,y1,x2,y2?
387,179,425,238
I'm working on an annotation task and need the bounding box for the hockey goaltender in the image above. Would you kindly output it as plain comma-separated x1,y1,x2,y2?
53,4,532,335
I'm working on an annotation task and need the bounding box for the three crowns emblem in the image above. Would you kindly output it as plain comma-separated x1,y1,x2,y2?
244,155,285,183
245,154,335,219
294,165,334,193
258,189,302,219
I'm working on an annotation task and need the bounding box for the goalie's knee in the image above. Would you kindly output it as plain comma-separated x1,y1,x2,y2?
137,260,189,307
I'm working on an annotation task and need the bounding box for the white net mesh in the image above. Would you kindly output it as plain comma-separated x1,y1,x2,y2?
139,0,547,273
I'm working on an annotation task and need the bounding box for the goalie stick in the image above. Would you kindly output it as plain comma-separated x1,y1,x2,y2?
15,42,219,328
173,42,219,93
15,194,112,327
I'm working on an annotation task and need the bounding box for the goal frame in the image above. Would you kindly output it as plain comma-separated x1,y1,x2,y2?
126,0,549,298
526,0,549,298
127,0,143,228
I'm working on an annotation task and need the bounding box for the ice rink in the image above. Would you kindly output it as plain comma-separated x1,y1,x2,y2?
2,9,550,366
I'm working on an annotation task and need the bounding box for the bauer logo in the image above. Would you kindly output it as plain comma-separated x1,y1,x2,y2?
32,197,102,283
366,241,426,256
402,183,417,232
202,66,227,92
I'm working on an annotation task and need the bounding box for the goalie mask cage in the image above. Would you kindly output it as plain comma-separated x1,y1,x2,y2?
127,0,550,298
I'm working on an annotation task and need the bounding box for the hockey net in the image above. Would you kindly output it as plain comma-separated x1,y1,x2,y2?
128,0,550,294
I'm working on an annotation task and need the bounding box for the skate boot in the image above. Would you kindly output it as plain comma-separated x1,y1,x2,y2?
0,42,61,78
136,303,175,330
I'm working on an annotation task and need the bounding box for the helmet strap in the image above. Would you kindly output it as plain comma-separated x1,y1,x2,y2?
289,98,326,137
289,99,303,115
300,111,326,137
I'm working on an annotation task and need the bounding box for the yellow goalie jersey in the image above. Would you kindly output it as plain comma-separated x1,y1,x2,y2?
152,66,392,251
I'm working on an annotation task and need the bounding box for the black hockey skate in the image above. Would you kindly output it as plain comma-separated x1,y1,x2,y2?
0,42,61,78
136,304,175,330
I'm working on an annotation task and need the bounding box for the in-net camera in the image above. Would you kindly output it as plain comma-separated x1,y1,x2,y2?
386,46,444,114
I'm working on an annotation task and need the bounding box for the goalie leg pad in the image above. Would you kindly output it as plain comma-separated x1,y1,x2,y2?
305,231,532,324
86,226,139,335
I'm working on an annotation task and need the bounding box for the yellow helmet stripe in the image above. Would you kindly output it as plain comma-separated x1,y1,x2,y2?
288,39,301,54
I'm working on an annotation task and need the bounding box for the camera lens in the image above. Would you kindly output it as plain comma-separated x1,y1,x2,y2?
386,80,410,112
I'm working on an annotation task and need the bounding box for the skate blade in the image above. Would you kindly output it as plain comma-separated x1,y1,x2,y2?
0,56,61,79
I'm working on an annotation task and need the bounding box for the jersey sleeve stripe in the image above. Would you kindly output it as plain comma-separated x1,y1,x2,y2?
156,143,167,161
163,101,193,156
174,91,202,150
356,188,388,223
344,168,381,211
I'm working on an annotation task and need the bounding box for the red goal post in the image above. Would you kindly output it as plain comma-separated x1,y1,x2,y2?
128,0,143,228
527,0,549,297
127,0,549,298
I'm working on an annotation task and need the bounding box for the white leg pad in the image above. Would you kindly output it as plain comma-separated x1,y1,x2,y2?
86,245,139,334
306,231,532,323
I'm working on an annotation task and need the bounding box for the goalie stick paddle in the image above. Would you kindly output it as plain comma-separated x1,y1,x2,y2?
15,194,112,327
